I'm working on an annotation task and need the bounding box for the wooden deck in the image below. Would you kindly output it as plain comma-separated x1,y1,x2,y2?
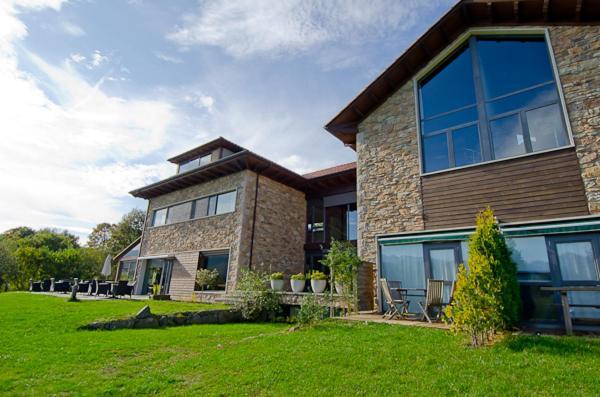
337,312,450,330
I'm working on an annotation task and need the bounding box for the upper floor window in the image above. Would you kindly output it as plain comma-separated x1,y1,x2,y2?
151,190,237,227
178,153,213,174
418,36,569,173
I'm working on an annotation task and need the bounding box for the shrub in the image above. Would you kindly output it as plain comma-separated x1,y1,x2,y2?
234,270,281,321
319,239,361,284
446,207,521,346
310,271,327,281
270,272,284,280
297,294,327,326
195,268,220,291
290,273,305,281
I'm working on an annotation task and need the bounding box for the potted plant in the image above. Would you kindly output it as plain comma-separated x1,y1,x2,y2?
270,272,284,291
290,273,306,293
310,271,327,293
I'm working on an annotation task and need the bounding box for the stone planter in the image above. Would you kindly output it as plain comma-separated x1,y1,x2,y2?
290,279,305,293
310,279,327,293
270,279,284,291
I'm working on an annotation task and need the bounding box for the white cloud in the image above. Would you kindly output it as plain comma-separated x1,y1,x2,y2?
69,52,85,63
0,1,178,239
154,51,183,64
168,0,450,58
60,20,85,36
90,49,108,68
184,93,215,112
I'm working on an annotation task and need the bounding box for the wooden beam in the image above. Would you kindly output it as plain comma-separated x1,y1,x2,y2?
352,105,365,118
542,0,549,21
575,0,583,21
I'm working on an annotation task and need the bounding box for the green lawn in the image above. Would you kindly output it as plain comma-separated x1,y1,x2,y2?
1,293,599,396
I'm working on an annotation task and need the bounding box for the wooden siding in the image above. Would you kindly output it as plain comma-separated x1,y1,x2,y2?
421,148,589,229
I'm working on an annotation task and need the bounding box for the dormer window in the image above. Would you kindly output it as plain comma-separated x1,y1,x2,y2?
418,35,570,174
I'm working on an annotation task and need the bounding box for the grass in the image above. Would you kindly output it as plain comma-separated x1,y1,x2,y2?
1,293,599,396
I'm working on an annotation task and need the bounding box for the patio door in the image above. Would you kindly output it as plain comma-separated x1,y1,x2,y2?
142,259,173,295
424,243,463,304
548,235,600,321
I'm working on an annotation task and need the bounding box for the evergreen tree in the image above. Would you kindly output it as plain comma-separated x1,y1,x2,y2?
446,208,520,346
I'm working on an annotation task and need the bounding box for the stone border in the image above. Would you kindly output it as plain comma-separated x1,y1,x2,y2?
80,306,243,330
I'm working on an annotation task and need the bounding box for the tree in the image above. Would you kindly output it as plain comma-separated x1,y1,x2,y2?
446,208,521,346
320,239,362,313
107,209,145,255
87,223,113,251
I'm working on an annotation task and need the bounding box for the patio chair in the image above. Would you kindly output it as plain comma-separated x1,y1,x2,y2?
418,279,444,323
76,280,90,295
441,281,456,323
91,279,111,296
380,278,409,320
30,280,42,292
41,279,52,291
113,280,135,298
53,280,71,293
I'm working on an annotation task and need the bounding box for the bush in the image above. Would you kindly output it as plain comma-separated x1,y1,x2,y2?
319,239,361,284
290,273,305,281
234,270,281,321
297,294,327,326
270,272,284,280
446,208,521,346
195,268,220,291
310,271,327,281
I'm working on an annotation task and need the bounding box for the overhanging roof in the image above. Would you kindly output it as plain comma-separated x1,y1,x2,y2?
167,137,244,164
131,150,307,199
324,0,600,148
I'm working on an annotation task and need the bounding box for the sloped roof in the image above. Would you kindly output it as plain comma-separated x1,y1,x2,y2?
324,0,600,148
303,162,356,179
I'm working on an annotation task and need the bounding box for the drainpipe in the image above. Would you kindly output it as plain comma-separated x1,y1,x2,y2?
248,171,261,270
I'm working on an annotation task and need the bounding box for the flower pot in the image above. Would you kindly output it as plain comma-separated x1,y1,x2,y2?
311,279,327,293
335,282,344,295
270,279,284,291
290,279,305,293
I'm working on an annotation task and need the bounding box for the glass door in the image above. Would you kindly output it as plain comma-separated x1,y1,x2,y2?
424,243,463,304
549,235,600,321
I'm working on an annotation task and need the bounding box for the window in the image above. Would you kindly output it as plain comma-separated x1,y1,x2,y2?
152,208,167,226
325,203,357,242
178,153,212,174
419,36,569,173
119,261,136,281
306,200,324,243
166,201,192,224
196,253,229,291
508,237,551,281
151,190,237,227
199,154,212,166
215,191,236,215
178,158,199,173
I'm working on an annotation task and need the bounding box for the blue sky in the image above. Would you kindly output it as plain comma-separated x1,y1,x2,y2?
0,0,455,243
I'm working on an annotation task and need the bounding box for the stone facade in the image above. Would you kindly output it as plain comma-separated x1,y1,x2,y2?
138,170,305,300
355,25,600,310
549,26,600,213
248,175,306,281
356,81,425,264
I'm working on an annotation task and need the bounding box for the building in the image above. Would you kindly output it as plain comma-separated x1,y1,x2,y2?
124,138,356,302
122,0,599,330
325,0,600,330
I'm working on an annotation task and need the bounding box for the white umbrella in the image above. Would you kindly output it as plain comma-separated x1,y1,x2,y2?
101,255,112,278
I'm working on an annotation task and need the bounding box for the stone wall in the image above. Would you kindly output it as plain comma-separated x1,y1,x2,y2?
139,171,251,298
248,174,306,286
549,26,600,213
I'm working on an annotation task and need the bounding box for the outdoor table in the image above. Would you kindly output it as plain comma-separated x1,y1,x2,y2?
540,286,600,335
392,288,427,317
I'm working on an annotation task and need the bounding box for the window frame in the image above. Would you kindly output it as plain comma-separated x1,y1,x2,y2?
195,249,230,292
414,28,574,176
149,188,238,228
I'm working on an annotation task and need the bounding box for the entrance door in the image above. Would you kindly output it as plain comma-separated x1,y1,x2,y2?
549,235,600,321
142,259,172,295
424,243,463,304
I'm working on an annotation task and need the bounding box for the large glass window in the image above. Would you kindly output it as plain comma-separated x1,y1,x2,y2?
380,244,425,313
215,191,236,215
119,261,136,281
419,36,569,173
166,201,192,224
508,237,551,281
178,158,199,173
152,208,167,226
306,200,324,243
196,253,229,291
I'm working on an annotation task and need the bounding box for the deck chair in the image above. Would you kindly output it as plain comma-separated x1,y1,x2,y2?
418,279,444,323
441,281,456,323
380,278,409,320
